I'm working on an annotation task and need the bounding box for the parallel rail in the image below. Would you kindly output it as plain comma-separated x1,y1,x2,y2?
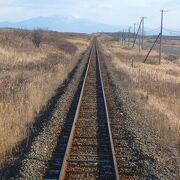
96,45,119,180
59,40,119,179
44,40,119,179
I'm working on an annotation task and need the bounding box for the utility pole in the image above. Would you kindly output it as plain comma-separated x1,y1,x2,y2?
118,31,121,46
140,17,146,50
121,31,123,45
139,24,141,52
134,23,136,45
122,29,124,45
159,10,168,64
132,19,142,48
126,29,128,46
128,27,131,47
134,23,136,37
141,17,145,50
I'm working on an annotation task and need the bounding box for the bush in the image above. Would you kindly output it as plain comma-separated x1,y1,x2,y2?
31,29,43,48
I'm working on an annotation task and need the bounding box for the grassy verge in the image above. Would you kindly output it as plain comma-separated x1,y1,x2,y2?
0,28,90,168
99,35,180,154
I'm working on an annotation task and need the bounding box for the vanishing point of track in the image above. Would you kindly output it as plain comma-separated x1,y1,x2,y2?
44,39,119,180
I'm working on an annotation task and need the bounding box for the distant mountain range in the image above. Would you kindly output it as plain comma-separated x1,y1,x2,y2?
0,15,126,33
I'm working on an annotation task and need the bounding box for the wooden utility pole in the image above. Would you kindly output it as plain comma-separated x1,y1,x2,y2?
134,23,136,35
118,31,121,46
159,10,168,64
133,23,136,45
141,17,145,50
139,24,141,52
128,27,131,47
122,29,124,45
121,32,123,45
132,19,142,48
140,17,146,50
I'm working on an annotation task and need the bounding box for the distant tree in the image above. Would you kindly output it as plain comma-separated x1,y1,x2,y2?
31,29,43,48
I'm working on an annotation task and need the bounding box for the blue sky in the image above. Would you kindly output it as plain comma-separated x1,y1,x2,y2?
0,0,180,29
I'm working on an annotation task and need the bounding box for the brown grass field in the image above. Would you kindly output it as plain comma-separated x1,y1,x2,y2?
146,38,180,48
99,34,180,155
0,28,90,168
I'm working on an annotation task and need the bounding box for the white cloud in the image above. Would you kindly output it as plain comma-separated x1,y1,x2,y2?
0,0,17,4
73,15,81,19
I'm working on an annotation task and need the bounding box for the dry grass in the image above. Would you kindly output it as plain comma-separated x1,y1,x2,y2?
0,28,90,167
99,36,180,153
146,38,180,48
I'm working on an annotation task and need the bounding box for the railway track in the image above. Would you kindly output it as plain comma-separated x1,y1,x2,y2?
44,40,119,180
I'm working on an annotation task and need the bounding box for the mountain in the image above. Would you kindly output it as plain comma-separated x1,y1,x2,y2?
0,15,126,33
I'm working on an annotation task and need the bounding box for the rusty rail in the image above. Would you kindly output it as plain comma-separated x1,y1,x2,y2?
59,39,119,179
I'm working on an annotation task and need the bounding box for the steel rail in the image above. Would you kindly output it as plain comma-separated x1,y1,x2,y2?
59,39,119,179
58,42,94,180
96,41,120,180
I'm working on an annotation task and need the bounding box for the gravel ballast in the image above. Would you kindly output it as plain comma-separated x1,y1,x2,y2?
99,43,178,179
4,48,90,179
